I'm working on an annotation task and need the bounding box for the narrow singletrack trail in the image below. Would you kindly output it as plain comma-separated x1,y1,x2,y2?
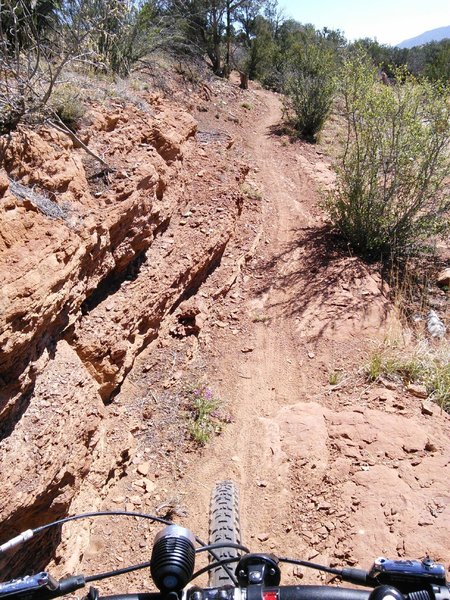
176,89,339,565
167,88,449,573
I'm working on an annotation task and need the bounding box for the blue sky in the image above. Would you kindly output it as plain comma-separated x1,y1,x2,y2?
278,0,450,46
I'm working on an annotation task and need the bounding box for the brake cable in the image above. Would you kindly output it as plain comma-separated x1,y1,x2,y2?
1,510,240,586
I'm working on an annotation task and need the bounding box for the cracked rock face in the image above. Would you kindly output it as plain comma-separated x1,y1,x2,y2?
0,94,246,576
0,340,105,576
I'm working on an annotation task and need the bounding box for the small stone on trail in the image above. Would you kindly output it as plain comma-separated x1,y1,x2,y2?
407,383,428,398
143,478,156,493
307,352,315,359
137,462,150,476
379,377,397,391
418,518,434,526
215,320,227,328
403,443,420,453
257,480,268,487
257,532,270,542
241,346,254,353
293,566,304,579
425,440,438,452
421,400,434,416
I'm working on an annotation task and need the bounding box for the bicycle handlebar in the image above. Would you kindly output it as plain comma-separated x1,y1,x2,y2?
95,582,450,600
0,515,448,600
98,587,372,600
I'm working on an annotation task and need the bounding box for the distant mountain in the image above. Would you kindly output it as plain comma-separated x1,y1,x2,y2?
398,25,450,48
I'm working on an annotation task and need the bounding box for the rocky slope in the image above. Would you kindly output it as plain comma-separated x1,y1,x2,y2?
0,85,249,576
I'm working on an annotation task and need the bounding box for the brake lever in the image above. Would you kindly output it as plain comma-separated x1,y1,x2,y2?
0,572,85,600
369,558,447,590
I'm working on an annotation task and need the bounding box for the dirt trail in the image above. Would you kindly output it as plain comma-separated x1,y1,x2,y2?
168,87,450,579
53,83,449,589
159,88,389,570
179,90,322,541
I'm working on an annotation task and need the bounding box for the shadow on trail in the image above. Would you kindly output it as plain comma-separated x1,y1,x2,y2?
267,122,301,144
267,121,317,145
255,224,390,343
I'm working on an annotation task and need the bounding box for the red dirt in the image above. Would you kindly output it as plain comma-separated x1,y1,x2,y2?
49,80,449,590
1,71,449,589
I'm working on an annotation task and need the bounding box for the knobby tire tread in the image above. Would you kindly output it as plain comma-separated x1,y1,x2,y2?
208,480,242,587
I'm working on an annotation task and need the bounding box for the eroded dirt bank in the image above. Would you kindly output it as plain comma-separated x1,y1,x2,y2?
0,74,449,584
0,82,250,575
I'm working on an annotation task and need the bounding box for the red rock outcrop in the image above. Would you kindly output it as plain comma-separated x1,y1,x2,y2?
0,95,245,576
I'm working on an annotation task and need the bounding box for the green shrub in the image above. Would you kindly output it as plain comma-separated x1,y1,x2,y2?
327,53,450,260
365,341,450,411
50,84,86,128
186,384,220,445
282,43,336,141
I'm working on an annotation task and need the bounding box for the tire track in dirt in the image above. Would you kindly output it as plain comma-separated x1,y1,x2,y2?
172,88,450,580
176,90,335,565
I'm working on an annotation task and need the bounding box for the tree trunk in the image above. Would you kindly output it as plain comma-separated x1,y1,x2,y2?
239,71,249,89
211,1,222,75
225,2,231,79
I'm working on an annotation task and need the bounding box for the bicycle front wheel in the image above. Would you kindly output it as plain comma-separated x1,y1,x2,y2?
208,480,242,587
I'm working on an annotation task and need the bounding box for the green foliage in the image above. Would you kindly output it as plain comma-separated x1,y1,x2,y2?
186,384,220,445
328,370,341,385
349,37,450,84
282,41,336,140
66,0,167,77
427,357,450,410
422,40,450,82
0,0,59,50
50,83,86,128
366,349,422,383
327,53,450,259
0,0,71,134
349,38,409,77
234,13,277,81
165,0,226,74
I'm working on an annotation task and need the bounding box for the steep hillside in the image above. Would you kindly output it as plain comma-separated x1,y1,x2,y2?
0,79,253,575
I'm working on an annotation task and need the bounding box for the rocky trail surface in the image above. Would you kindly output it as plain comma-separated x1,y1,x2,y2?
0,73,449,587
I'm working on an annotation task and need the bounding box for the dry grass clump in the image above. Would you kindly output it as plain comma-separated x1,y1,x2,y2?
366,339,450,411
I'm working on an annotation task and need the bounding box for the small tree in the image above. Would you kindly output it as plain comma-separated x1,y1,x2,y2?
0,0,77,135
282,40,336,141
327,53,450,259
